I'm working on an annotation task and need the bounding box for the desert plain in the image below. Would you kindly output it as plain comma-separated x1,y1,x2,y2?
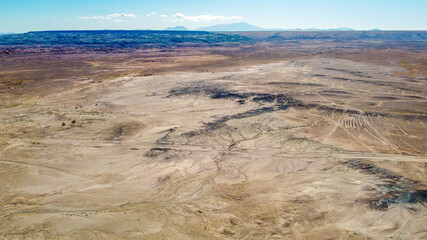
0,31,426,239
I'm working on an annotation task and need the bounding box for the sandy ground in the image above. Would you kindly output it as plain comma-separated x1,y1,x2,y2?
0,56,426,239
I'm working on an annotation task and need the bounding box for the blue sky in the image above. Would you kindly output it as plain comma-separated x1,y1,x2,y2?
0,0,426,32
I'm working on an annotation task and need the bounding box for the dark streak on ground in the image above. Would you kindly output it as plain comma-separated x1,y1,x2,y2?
168,85,420,136
324,67,373,79
266,82,324,87
169,86,296,136
156,128,176,145
345,160,426,211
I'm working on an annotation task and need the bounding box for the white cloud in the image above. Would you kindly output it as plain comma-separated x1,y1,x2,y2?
147,12,157,17
78,13,136,20
78,16,106,20
172,13,243,22
160,14,167,18
108,13,136,18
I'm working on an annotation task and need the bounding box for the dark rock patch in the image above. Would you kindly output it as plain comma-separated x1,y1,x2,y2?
146,147,172,157
345,160,426,211
368,190,427,211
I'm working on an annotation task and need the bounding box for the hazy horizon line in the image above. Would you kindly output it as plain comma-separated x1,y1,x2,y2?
3,28,427,34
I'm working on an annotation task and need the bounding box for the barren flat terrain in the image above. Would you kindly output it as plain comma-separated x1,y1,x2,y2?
0,31,426,239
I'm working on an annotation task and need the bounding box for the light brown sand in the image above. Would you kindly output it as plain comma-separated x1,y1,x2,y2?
0,57,426,239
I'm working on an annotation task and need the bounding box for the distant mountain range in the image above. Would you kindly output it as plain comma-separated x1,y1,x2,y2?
290,27,357,31
164,26,189,31
1,24,378,36
164,22,376,32
196,22,264,31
